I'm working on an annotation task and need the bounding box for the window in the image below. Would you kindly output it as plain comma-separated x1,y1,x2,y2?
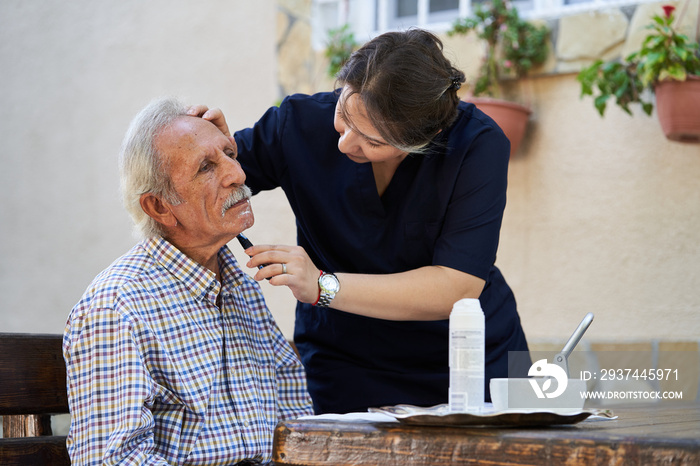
387,0,463,29
312,0,659,49
382,0,473,30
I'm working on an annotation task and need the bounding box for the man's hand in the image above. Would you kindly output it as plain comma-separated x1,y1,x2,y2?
187,105,231,137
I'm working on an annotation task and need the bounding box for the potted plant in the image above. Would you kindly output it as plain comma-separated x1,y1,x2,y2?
324,24,357,78
448,0,550,155
577,4,700,142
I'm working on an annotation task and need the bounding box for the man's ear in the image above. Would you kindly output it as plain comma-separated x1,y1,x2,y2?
140,193,178,228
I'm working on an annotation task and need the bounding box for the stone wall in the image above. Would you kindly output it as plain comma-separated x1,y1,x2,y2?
558,1,699,73
276,0,700,97
277,0,335,97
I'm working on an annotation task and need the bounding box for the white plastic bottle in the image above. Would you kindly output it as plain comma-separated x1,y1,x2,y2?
449,298,485,412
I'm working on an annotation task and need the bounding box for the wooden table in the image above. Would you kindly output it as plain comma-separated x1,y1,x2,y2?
273,404,700,465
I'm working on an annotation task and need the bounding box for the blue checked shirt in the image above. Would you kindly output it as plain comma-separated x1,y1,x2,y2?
63,237,313,465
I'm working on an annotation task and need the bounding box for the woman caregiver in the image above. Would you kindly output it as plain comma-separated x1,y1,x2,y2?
193,28,530,414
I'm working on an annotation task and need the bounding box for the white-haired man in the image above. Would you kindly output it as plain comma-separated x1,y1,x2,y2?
63,98,312,465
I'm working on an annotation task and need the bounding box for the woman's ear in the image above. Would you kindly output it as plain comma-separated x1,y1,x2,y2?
140,193,178,228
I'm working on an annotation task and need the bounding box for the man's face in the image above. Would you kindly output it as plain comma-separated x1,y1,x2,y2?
155,116,253,249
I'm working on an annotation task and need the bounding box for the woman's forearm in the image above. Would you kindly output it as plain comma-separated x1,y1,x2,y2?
241,243,485,321
331,266,485,321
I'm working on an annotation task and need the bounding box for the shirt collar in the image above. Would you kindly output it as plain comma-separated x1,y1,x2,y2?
141,236,246,303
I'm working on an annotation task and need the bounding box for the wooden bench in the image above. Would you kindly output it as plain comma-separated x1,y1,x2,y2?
0,333,70,465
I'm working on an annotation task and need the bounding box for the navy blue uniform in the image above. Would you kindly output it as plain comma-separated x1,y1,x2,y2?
234,91,529,414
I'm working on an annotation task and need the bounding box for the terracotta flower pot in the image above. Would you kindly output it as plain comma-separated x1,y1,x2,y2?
654,75,700,143
466,97,532,156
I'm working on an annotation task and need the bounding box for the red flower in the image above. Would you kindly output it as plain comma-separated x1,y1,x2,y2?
662,5,675,18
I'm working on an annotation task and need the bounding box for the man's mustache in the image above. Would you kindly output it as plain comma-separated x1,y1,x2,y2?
221,185,252,217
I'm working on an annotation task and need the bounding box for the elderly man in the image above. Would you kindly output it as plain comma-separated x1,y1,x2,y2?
63,97,313,465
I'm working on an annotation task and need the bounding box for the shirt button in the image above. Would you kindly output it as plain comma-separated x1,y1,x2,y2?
244,420,250,427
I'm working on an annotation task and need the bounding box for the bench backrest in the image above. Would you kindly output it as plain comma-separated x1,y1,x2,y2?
0,333,70,465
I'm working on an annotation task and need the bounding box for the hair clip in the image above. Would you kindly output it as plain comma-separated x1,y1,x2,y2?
450,79,461,91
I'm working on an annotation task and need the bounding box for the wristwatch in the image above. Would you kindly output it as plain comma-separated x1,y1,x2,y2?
317,271,340,308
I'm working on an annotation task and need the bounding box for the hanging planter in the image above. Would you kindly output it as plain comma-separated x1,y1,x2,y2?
448,0,549,156
468,97,532,156
654,75,700,142
577,4,700,144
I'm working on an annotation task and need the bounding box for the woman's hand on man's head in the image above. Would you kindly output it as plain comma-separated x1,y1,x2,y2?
187,105,231,137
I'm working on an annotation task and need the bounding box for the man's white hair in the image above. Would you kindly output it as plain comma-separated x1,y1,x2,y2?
119,97,187,238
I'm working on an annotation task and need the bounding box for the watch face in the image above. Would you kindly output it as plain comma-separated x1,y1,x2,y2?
320,274,340,293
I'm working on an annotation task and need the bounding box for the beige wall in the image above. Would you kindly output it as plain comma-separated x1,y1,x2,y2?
455,2,700,342
0,0,301,337
2,0,699,347
275,0,700,344
499,73,700,341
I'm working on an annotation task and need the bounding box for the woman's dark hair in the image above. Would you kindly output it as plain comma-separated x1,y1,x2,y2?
336,28,465,153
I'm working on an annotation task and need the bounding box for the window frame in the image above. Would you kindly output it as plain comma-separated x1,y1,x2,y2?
312,0,661,50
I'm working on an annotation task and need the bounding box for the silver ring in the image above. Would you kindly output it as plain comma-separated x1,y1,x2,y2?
282,263,287,274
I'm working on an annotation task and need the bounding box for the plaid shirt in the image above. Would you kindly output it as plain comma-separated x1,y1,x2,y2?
63,237,313,465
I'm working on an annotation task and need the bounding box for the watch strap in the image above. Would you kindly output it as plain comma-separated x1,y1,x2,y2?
312,270,323,306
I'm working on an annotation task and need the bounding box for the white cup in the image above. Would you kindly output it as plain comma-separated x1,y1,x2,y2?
490,378,587,413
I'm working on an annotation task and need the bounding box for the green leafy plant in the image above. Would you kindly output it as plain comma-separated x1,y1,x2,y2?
448,0,550,99
324,24,357,78
578,5,700,116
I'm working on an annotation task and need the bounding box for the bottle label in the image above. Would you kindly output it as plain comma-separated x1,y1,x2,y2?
449,328,484,412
